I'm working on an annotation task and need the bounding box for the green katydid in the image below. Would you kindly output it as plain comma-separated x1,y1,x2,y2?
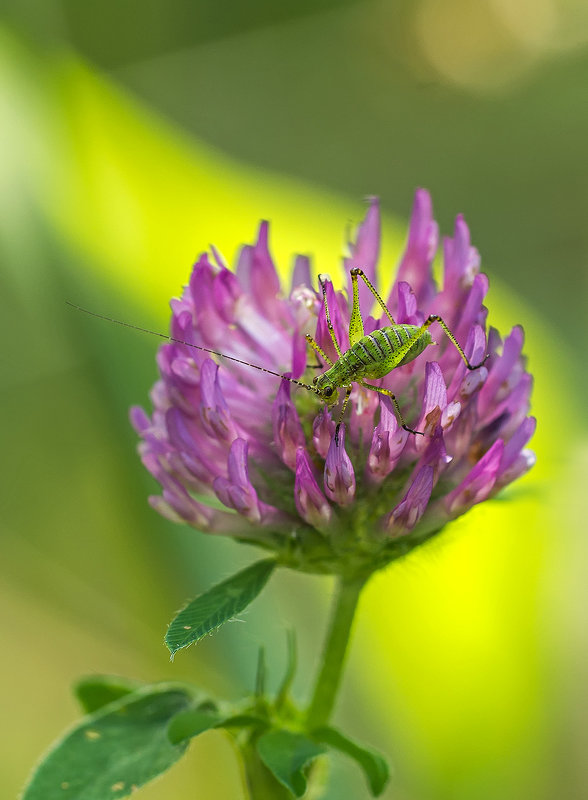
67,267,487,441
308,268,488,440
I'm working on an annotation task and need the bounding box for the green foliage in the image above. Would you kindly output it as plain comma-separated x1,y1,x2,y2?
22,685,192,800
256,730,326,797
255,645,267,697
167,708,267,745
73,675,144,714
165,559,276,657
311,726,390,796
275,629,297,709
166,708,223,745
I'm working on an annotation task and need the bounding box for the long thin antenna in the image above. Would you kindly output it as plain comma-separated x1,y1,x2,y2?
66,302,318,394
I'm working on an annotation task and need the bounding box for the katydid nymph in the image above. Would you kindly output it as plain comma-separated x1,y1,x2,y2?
67,267,488,443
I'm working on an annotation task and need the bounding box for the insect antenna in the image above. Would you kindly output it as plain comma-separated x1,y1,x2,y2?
66,302,319,394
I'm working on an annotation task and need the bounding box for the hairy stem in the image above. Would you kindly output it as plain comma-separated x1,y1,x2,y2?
306,574,367,730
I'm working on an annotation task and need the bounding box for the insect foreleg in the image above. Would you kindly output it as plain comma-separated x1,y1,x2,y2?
305,333,333,367
423,315,489,370
359,380,424,436
318,275,343,358
335,385,353,444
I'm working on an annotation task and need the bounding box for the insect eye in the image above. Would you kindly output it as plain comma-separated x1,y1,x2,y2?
324,386,333,397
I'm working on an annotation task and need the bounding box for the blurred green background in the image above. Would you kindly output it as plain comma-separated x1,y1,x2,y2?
1,2,587,798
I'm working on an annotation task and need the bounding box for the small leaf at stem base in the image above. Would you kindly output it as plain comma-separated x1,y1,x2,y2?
311,725,390,796
256,729,326,797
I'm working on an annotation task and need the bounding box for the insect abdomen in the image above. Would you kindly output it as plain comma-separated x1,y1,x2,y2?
351,326,431,378
321,325,432,385
382,325,434,369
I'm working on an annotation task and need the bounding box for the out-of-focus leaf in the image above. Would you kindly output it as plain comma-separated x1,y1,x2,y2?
167,708,267,745
22,685,192,800
311,725,390,796
276,629,297,708
73,674,144,714
256,729,326,797
167,709,222,745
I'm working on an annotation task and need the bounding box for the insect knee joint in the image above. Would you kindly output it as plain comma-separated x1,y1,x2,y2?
403,424,424,436
350,267,363,277
467,353,490,371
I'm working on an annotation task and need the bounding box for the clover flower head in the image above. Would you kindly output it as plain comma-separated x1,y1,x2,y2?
131,190,535,576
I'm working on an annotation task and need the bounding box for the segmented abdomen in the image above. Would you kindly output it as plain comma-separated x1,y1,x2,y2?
325,325,428,383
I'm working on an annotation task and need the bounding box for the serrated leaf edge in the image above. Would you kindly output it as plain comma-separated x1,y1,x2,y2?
164,559,276,657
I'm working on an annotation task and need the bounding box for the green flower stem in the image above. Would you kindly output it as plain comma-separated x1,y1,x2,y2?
306,574,367,731
239,739,292,800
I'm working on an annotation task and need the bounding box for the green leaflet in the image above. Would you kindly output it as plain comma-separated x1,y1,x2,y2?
166,709,223,745
73,675,144,714
311,725,390,796
22,685,192,800
256,730,326,798
167,709,267,745
165,559,276,657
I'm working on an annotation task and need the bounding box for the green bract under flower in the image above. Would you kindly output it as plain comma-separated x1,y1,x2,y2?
131,191,535,578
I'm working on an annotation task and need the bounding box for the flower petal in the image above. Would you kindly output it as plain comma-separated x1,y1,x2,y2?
499,416,536,477
345,197,381,312
130,405,150,434
451,273,489,355
291,254,312,291
443,214,480,294
324,425,356,506
385,465,434,536
214,438,263,522
396,281,421,325
477,325,525,418
295,448,332,530
446,324,488,400
199,359,237,443
367,397,408,481
391,188,438,306
445,439,504,515
417,425,452,482
415,361,456,448
250,221,283,322
312,407,336,459
272,379,306,470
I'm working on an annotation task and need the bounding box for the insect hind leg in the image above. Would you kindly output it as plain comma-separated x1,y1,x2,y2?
359,380,424,436
350,268,396,327
424,315,489,370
